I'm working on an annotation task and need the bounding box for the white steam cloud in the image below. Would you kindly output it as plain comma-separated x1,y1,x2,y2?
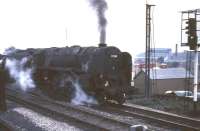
5,58,35,91
71,80,97,105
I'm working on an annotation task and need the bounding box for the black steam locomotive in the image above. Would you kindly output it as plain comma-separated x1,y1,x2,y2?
3,45,132,104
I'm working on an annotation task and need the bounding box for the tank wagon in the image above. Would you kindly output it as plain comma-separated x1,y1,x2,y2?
3,45,132,104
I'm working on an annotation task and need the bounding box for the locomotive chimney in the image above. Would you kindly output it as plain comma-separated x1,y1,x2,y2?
99,29,107,47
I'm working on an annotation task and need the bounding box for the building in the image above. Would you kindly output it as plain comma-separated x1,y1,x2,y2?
134,48,172,74
166,52,186,68
134,48,172,65
134,68,193,95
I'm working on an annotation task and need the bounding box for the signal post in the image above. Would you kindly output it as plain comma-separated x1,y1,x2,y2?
181,9,200,111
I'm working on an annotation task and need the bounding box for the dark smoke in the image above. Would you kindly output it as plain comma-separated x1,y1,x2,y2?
88,0,108,43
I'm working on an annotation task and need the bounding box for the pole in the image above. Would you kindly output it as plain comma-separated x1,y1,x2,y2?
181,9,200,111
193,10,198,112
145,4,155,98
145,4,150,98
193,49,198,111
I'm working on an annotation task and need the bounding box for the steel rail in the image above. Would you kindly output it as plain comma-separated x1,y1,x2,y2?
104,103,200,131
6,88,133,131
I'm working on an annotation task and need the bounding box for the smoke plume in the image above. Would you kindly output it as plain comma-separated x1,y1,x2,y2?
5,58,35,91
88,0,108,43
71,80,97,105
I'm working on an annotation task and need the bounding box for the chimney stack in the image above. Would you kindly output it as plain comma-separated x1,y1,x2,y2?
98,29,107,47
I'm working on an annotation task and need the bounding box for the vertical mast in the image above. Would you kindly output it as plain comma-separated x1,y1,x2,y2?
181,9,200,111
145,4,155,98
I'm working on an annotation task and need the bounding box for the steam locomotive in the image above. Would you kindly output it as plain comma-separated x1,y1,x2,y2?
2,45,132,104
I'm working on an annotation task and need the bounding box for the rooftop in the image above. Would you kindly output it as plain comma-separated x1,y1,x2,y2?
135,68,193,80
150,68,193,79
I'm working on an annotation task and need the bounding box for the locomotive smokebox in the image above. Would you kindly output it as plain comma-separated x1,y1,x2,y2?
99,29,107,47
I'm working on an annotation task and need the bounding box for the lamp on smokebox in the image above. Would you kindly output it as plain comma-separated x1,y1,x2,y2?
185,18,197,50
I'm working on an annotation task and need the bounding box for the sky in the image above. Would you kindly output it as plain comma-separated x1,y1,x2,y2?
1,0,200,58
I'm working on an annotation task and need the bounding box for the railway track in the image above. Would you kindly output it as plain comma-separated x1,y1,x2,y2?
7,88,199,130
0,118,15,131
6,88,134,131
93,103,200,131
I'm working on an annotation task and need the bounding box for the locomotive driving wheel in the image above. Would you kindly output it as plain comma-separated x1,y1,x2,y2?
50,72,75,101
115,93,126,105
96,92,107,105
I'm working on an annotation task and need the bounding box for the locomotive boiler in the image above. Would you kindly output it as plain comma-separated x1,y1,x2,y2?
3,45,132,104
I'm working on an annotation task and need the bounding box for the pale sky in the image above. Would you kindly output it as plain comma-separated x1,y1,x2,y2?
1,0,200,57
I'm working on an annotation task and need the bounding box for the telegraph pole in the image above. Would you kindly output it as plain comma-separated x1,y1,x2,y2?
181,9,200,111
145,4,155,98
